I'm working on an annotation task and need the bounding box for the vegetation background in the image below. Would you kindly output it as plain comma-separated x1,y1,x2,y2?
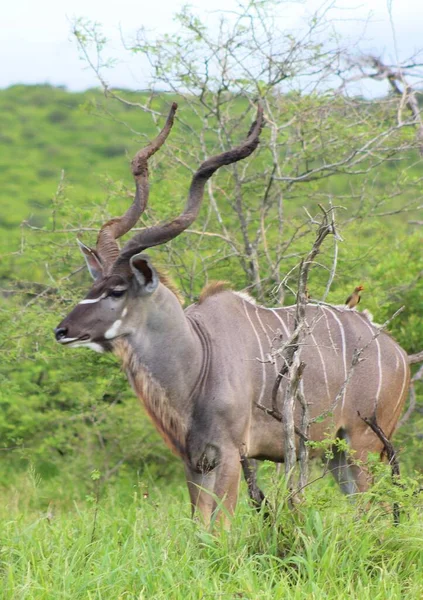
1,3,423,597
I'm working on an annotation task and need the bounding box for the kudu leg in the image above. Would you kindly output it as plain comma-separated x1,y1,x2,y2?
328,443,369,495
184,448,242,526
345,430,380,493
329,428,380,495
185,466,217,524
240,457,266,510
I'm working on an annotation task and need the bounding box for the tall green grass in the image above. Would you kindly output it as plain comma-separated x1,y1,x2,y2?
1,468,422,599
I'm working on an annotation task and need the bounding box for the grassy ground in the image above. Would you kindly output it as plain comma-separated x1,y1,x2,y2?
1,468,422,599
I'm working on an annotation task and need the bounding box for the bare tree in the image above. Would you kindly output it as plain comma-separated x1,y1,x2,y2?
72,2,423,305
340,54,423,152
257,204,341,496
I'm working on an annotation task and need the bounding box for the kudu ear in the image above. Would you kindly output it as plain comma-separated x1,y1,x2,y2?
77,239,104,280
129,253,159,295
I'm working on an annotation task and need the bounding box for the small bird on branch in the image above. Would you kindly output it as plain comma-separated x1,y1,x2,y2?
345,285,364,309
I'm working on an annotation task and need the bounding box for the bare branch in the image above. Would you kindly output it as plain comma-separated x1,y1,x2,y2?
357,411,401,525
408,351,423,364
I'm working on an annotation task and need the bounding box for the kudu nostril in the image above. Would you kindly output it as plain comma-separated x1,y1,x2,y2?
54,327,68,341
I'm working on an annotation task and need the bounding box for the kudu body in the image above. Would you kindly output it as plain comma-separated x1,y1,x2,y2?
55,105,410,522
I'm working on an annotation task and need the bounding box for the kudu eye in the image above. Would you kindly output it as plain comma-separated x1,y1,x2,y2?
108,289,126,299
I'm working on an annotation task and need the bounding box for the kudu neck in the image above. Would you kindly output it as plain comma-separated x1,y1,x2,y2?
120,283,204,415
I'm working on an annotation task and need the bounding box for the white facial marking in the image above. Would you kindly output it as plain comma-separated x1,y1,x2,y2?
104,319,122,340
82,342,104,353
73,341,104,353
58,338,104,352
122,307,128,318
78,293,106,305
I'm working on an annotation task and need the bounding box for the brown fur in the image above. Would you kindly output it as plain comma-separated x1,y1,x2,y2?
198,281,231,304
113,338,187,458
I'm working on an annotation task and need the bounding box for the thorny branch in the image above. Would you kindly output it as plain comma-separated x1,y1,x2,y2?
341,55,423,154
408,351,423,365
357,411,401,525
69,8,423,302
258,205,340,497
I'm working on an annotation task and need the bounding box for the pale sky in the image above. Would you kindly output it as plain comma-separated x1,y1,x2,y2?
1,0,422,92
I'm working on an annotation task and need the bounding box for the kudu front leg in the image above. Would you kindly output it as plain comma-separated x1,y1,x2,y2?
184,444,242,526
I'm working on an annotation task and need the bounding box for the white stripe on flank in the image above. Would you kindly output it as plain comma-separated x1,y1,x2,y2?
310,331,331,401
270,309,290,337
324,307,348,408
320,306,338,354
255,307,278,376
360,317,383,410
394,347,408,414
374,337,383,408
242,301,266,404
78,294,105,305
270,309,294,387
360,316,407,415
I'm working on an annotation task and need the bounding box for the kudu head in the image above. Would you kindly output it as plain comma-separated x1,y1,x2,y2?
55,103,264,352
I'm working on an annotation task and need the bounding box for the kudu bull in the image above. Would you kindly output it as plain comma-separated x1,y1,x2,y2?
55,104,410,522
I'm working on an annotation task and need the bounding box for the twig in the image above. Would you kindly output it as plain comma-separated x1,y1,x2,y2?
357,411,401,525
408,351,423,364
261,205,339,498
240,456,267,511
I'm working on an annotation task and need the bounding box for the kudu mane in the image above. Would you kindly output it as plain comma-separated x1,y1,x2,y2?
198,281,231,303
113,338,187,458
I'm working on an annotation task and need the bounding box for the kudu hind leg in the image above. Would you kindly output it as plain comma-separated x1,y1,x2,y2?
328,438,360,495
328,428,372,495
